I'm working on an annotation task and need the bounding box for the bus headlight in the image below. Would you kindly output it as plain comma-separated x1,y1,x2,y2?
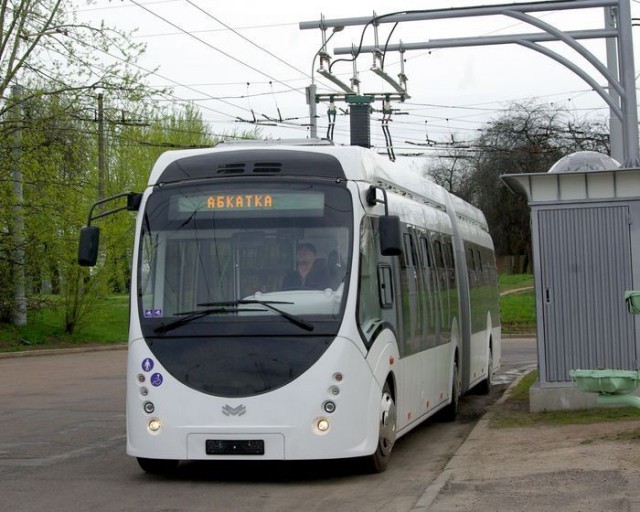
143,401,155,414
313,417,331,434
148,419,162,433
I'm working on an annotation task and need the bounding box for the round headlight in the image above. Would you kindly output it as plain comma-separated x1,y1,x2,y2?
148,419,161,432
317,419,330,432
143,401,155,414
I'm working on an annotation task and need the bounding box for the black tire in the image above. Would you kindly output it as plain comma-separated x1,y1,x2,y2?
476,348,494,395
364,381,397,473
438,363,460,423
137,457,179,475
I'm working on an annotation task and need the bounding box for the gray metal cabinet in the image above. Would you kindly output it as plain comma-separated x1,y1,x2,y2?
537,205,635,383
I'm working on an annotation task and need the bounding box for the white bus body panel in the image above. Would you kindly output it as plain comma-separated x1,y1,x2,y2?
126,335,382,461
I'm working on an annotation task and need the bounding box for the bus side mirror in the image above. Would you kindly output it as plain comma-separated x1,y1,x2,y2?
78,226,100,267
379,216,402,256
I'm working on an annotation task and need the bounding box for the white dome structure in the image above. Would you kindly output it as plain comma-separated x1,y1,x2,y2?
548,151,621,173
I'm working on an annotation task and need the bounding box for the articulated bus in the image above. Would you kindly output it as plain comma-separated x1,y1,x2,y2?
78,139,501,473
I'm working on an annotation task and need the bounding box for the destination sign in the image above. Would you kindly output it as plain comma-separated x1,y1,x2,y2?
170,191,325,219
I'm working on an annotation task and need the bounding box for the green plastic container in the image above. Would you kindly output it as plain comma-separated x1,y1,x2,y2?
570,369,640,395
624,291,640,314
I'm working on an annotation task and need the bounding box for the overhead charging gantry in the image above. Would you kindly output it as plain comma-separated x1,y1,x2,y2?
301,0,640,167
304,14,410,160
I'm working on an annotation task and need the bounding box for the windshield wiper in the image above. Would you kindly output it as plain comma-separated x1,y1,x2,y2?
199,300,314,332
153,306,263,335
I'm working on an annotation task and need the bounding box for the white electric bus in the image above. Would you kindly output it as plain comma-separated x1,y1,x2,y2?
79,139,501,474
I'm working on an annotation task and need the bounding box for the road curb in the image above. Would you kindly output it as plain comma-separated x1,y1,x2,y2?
412,468,454,510
0,343,127,359
411,367,536,511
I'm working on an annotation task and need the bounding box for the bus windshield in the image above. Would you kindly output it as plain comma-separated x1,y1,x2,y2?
137,180,353,337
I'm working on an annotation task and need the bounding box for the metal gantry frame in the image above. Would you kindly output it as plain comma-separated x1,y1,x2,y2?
300,0,640,166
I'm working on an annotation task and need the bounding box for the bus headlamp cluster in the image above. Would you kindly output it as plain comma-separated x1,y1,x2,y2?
312,372,344,434
138,368,160,433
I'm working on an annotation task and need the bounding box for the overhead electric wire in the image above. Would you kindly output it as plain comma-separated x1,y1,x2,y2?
183,0,311,82
60,27,265,121
128,0,303,96
40,27,316,137
74,3,619,149
77,0,180,12
133,1,340,94
120,0,342,131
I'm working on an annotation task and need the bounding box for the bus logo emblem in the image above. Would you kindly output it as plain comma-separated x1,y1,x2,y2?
222,404,246,417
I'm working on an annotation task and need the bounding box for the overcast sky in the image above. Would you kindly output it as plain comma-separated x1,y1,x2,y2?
76,0,640,164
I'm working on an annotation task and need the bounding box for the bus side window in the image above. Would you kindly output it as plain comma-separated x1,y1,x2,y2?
402,233,417,268
378,264,394,308
358,216,383,345
412,229,424,269
446,242,455,270
422,237,433,268
467,246,475,272
433,239,444,269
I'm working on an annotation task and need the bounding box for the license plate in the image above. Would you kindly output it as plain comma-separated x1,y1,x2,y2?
206,439,265,455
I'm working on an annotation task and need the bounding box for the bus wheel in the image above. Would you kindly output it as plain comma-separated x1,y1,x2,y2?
137,457,179,475
365,381,397,473
476,348,493,395
439,363,460,422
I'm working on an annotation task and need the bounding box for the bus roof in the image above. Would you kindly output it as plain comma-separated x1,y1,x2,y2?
147,140,488,230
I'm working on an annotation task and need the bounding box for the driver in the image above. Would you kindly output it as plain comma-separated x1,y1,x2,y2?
282,243,330,290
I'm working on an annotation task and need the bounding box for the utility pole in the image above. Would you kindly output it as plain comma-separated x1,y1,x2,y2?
97,92,106,202
10,84,26,326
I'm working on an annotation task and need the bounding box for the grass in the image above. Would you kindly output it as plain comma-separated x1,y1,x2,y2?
491,370,640,432
498,274,536,334
0,295,128,352
498,273,534,293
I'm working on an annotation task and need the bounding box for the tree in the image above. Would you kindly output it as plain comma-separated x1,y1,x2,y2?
0,0,152,116
423,146,476,202
425,102,610,273
0,0,155,326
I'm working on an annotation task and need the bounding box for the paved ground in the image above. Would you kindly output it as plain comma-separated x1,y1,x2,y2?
414,379,640,512
3,341,639,511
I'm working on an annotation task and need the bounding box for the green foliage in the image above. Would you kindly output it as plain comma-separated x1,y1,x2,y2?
0,81,224,336
0,294,128,351
0,2,268,337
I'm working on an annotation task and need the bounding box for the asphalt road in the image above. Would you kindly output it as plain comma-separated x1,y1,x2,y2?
0,337,535,512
